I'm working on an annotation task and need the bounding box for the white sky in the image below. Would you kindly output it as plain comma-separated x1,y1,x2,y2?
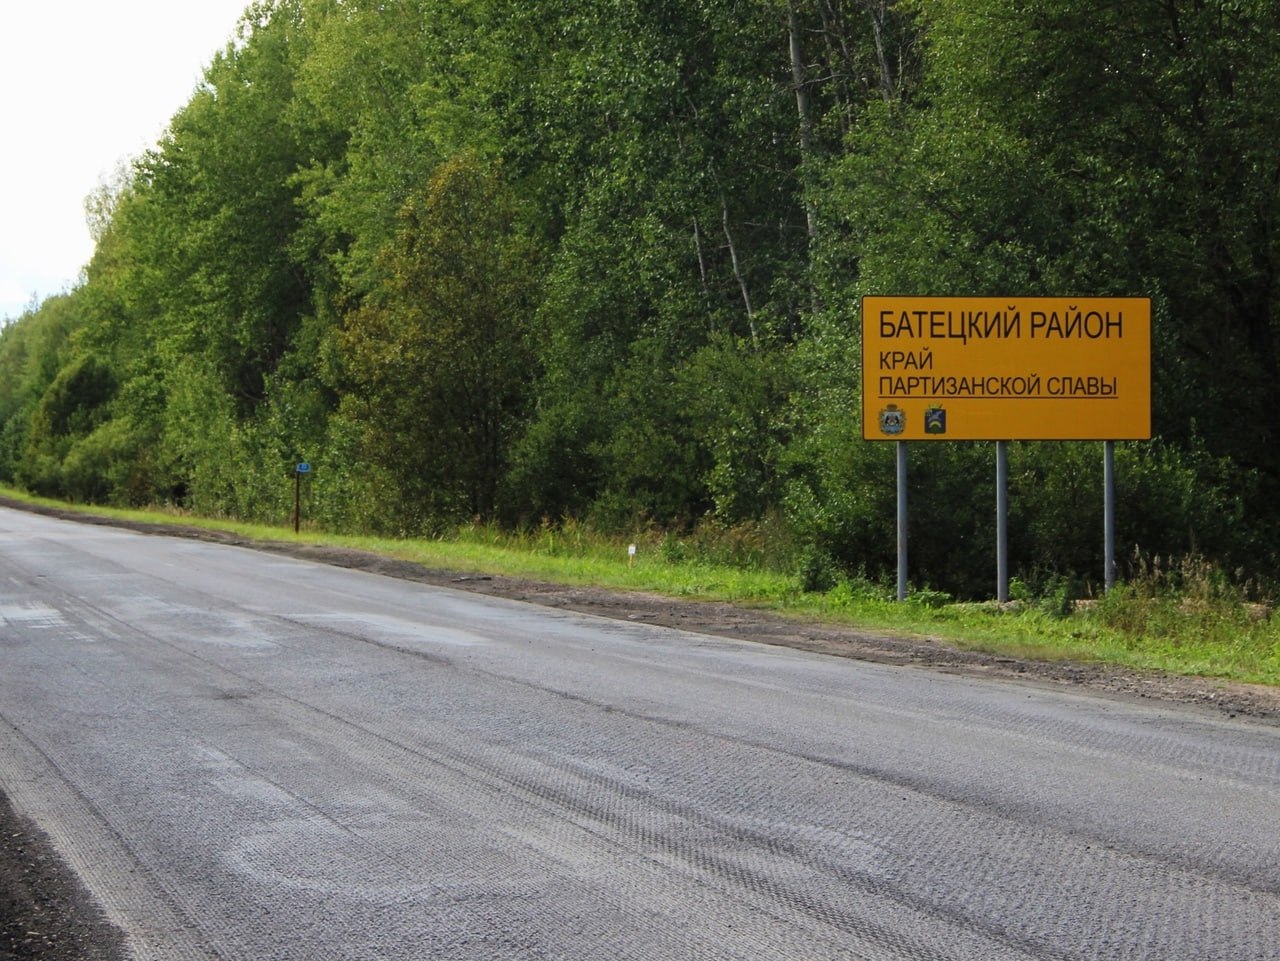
0,1,250,322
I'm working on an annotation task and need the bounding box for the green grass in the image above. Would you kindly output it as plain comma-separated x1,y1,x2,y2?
4,487,1277,688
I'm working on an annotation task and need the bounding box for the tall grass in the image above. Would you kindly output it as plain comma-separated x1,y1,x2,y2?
1086,554,1280,683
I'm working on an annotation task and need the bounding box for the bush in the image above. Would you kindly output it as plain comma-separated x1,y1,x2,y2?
797,544,839,593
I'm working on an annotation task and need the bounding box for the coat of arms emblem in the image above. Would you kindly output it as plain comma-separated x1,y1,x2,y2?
879,404,906,436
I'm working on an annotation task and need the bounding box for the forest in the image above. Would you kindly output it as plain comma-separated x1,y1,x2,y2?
2,0,1278,600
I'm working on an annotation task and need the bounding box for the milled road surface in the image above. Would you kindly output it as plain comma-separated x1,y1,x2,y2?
1,507,1278,960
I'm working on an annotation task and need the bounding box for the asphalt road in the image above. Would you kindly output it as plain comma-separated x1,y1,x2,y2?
1,506,1278,961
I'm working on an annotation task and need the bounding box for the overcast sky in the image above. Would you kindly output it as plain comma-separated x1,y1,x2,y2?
0,1,250,322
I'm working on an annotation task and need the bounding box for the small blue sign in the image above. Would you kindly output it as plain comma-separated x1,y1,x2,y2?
296,463,312,474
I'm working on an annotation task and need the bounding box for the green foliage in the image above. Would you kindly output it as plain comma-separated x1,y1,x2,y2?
796,543,841,594
680,336,794,523
509,0,813,527
908,587,953,610
0,295,90,484
60,417,154,505
18,350,117,500
339,154,540,528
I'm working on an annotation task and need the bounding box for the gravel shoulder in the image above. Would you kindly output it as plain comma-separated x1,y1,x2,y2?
2,495,1278,961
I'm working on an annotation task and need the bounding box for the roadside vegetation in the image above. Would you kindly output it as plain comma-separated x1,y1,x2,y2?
7,488,1276,688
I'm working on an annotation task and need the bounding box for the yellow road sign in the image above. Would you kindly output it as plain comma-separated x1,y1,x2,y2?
861,296,1151,441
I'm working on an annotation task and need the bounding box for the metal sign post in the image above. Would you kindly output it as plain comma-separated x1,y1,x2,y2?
897,441,908,601
293,462,311,534
996,440,1009,603
1104,441,1116,592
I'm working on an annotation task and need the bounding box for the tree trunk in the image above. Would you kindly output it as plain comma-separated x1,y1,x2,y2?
787,1,819,241
722,201,757,344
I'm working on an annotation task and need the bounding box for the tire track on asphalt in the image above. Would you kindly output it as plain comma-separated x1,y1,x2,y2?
12,571,1044,960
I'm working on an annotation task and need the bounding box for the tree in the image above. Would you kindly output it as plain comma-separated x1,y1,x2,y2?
338,155,540,527
506,0,817,525
19,351,117,500
137,0,321,415
0,294,89,488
